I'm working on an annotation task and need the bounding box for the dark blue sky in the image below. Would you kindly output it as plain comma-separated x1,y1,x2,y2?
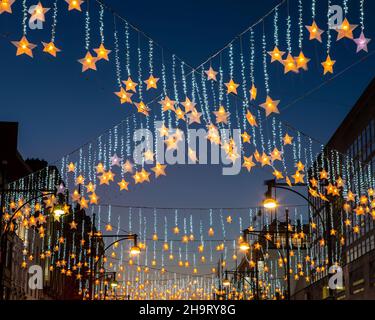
1,0,374,209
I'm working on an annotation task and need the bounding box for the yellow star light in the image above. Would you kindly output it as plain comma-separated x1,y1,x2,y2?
226,216,232,224
319,169,328,180
321,55,336,75
336,18,358,41
213,106,230,124
310,178,318,188
268,46,285,63
241,132,251,144
205,66,218,81
260,153,271,167
292,171,305,184
296,161,305,172
94,43,111,61
270,148,282,162
122,77,138,92
249,83,257,101
295,51,310,71
260,96,280,117
144,75,159,90
99,173,109,185
140,168,151,183
242,156,255,172
188,108,202,125
118,179,129,191
85,182,96,193
30,2,50,22
135,101,150,116
175,107,186,121
181,97,196,113
151,163,167,178
122,160,133,173
70,221,77,230
0,0,15,14
273,169,284,180
159,96,176,112
78,51,97,72
283,53,298,74
79,197,89,209
75,175,85,185
12,36,37,57
225,79,239,95
114,87,133,104
158,123,169,137
246,110,258,127
65,0,83,11
89,192,99,204
67,162,76,172
283,134,293,145
42,41,61,57
305,21,324,42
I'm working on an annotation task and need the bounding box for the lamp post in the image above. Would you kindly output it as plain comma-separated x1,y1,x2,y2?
262,179,335,299
87,228,140,300
0,182,62,300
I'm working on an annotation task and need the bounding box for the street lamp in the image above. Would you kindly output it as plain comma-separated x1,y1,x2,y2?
263,198,278,209
130,245,141,256
110,279,119,289
222,272,231,287
239,240,250,252
52,204,66,219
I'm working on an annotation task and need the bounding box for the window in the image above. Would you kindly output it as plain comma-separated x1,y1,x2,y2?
350,267,365,295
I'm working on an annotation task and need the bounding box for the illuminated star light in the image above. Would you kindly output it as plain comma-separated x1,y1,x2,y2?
42,41,61,57
122,77,138,92
353,31,371,53
134,101,150,116
295,51,310,71
94,43,111,61
144,75,159,90
225,79,239,95
110,153,122,167
260,96,280,117
213,106,230,124
205,66,218,81
30,2,50,22
118,179,129,191
249,83,257,101
181,97,196,113
283,53,298,74
151,163,167,178
65,0,83,11
0,0,15,14
187,108,202,125
246,110,258,127
336,18,357,41
321,55,336,75
268,46,285,63
159,96,176,112
12,36,37,57
78,51,97,72
305,21,324,42
114,87,133,104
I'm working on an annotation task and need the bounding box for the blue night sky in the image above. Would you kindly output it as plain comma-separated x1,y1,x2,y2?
1,0,375,210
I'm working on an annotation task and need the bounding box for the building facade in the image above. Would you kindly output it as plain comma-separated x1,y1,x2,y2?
295,78,375,300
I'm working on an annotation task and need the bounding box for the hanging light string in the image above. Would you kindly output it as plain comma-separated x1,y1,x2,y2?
22,0,28,35
327,0,332,54
124,22,131,76
113,18,122,88
343,0,348,16
298,0,303,50
51,0,58,42
85,1,91,51
148,39,154,75
360,0,365,31
286,1,292,53
99,3,105,44
311,0,316,20
262,22,270,94
273,5,279,47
